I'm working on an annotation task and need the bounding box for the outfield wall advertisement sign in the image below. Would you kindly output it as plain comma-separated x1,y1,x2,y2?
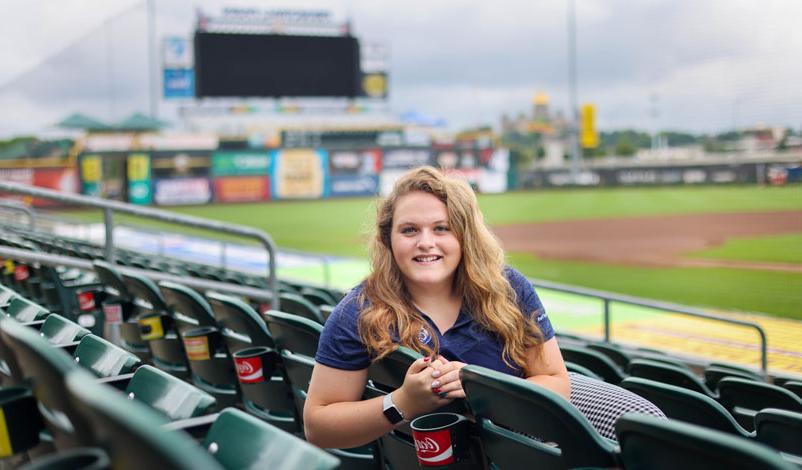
381,148,432,169
329,175,379,197
212,151,271,176
519,164,758,189
329,149,381,176
127,153,152,205
213,176,270,202
270,149,328,199
153,177,212,205
79,155,102,197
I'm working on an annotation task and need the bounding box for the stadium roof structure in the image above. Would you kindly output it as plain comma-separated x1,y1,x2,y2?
56,113,112,132
115,113,169,132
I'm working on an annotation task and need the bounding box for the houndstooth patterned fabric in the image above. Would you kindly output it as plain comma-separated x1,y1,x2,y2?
568,372,666,440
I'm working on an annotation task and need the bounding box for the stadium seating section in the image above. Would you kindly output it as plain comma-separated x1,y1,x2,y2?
1,217,801,469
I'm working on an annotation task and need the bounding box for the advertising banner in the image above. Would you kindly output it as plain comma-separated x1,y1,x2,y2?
0,169,33,185
151,151,211,180
329,149,381,176
329,175,379,197
443,168,481,189
518,163,759,189
213,176,270,202
163,68,195,99
79,154,102,196
382,148,432,170
153,177,212,205
32,168,79,206
212,151,271,177
127,153,152,205
270,149,328,199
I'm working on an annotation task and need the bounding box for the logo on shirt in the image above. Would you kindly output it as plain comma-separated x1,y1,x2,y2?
418,327,432,345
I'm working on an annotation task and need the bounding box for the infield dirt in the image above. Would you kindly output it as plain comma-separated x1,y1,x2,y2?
493,210,802,273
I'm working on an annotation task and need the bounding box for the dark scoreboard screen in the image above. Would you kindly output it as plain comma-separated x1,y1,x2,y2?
194,32,361,98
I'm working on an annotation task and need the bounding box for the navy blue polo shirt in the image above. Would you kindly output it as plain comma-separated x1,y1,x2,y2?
315,267,554,377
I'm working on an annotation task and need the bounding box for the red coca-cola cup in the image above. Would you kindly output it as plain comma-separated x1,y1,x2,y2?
410,412,471,468
232,346,276,384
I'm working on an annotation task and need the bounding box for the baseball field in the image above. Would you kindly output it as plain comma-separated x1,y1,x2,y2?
62,184,802,373
70,184,801,317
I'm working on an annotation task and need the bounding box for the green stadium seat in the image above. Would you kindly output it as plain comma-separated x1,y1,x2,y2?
74,335,140,378
64,369,224,470
461,364,621,469
264,310,323,357
620,376,751,437
278,292,325,324
160,281,239,409
628,358,717,398
0,318,93,447
717,377,802,431
0,286,17,308
92,260,150,363
782,381,802,399
5,297,49,323
754,408,802,466
124,365,216,420
39,313,90,345
299,287,338,307
559,344,627,384
205,291,297,433
319,305,334,322
276,339,378,469
122,272,189,380
201,407,339,470
708,362,764,379
704,364,765,390
615,413,795,470
367,346,467,469
586,342,631,369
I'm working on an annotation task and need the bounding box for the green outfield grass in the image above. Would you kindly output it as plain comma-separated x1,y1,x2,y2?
690,233,802,264
507,252,802,320
56,184,802,318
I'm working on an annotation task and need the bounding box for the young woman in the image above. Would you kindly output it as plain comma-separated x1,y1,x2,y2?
304,166,569,449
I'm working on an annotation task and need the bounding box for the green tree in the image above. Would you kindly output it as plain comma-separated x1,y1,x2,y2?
614,135,637,156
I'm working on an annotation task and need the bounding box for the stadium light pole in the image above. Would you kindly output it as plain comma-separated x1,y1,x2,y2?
567,0,581,182
147,0,159,119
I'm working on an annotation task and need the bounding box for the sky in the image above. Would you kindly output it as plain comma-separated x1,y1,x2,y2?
1,0,801,138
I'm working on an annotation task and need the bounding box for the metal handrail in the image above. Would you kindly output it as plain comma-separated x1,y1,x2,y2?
0,246,273,303
529,277,769,375
0,199,36,230
0,182,280,309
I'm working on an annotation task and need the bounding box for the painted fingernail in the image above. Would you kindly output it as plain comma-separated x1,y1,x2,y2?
423,357,430,362
431,380,441,388
431,370,441,378
438,391,449,398
433,387,442,394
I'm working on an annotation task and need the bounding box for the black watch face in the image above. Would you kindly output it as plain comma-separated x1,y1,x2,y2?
383,406,403,424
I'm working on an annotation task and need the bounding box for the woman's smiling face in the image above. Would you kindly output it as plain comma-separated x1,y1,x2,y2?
390,191,462,293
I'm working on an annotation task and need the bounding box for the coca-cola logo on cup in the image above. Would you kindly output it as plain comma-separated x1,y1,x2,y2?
413,430,454,466
235,356,264,384
14,265,29,281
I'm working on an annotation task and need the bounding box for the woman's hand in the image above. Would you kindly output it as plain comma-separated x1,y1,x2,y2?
393,357,454,418
429,357,467,398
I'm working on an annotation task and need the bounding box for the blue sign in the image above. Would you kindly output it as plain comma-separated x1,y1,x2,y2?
163,68,195,98
329,175,379,197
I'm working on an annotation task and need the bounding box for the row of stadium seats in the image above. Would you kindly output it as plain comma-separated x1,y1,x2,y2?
2,220,801,468
0,285,339,468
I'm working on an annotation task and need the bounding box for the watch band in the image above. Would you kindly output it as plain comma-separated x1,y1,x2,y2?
382,392,407,424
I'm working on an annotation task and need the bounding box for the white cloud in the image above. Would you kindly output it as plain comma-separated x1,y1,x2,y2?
1,0,801,138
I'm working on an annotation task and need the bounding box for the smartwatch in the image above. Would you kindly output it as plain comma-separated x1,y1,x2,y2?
382,392,407,425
